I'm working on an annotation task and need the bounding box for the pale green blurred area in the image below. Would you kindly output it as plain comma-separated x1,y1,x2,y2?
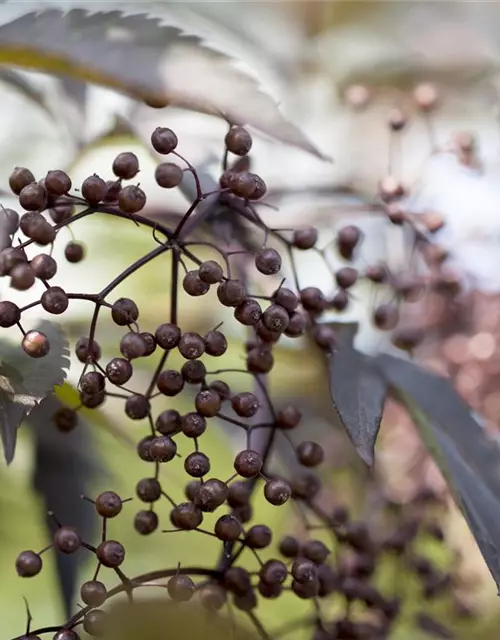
1,1,500,638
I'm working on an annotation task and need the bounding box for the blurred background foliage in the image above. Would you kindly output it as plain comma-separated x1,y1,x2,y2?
1,1,500,638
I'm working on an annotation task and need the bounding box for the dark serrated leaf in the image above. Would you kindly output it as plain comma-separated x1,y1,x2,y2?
376,354,500,590
328,327,387,467
28,392,101,615
0,9,327,158
0,321,70,463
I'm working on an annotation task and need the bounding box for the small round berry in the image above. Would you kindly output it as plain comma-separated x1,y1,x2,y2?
199,584,227,611
234,299,262,326
45,170,72,196
248,174,267,200
184,451,210,478
125,394,150,420
155,162,183,188
296,441,324,467
120,332,147,359
64,241,85,263
388,108,407,132
258,580,283,599
365,264,388,284
49,202,73,224
335,267,358,289
151,127,178,154
157,369,184,396
22,331,50,358
150,436,177,463
80,371,105,395
209,379,230,400
19,183,48,211
259,559,288,585
292,557,318,583
414,82,439,111
198,260,223,284
0,246,26,276
279,536,300,558
16,550,42,577
194,478,228,512
53,631,80,640
95,491,122,518
9,166,35,195
30,253,57,280
264,478,291,506
215,514,242,541
103,179,122,203
118,185,146,213
80,580,107,607
112,152,139,180
312,325,337,351
181,359,206,383
217,279,246,307
303,540,330,564
195,389,222,418
0,301,21,327
223,566,252,596
140,332,156,356
182,270,209,296
83,609,106,636
10,263,35,291
274,287,299,312
337,225,362,260
54,526,81,554
291,473,321,500
391,327,424,351
330,290,349,312
285,311,308,337
246,347,274,374
293,227,318,250
227,481,251,508
234,449,263,478
111,298,139,326
292,578,320,599
373,303,400,331
245,525,272,549
137,435,154,462
134,510,159,535
106,357,133,385
255,248,281,275
231,392,259,417
136,477,161,502
1,207,20,234
76,337,101,363
181,412,206,438
178,332,205,360
155,323,181,350
225,126,253,156
262,304,289,333
80,389,105,409
204,330,228,357
41,286,69,314
156,409,181,435
226,172,258,198
81,174,107,205
300,287,326,313
276,405,301,429
53,407,78,433
170,502,203,530
185,480,202,501
167,574,195,602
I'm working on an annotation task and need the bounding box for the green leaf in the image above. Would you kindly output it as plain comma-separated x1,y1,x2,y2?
328,323,387,467
0,8,327,159
0,320,70,463
376,353,500,592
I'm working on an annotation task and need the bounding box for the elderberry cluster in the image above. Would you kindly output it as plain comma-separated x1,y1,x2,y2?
5,116,469,640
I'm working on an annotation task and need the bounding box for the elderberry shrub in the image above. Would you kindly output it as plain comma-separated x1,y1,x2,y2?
7,116,470,640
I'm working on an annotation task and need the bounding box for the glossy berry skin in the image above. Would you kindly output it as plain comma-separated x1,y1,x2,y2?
170,502,203,530
154,323,181,350
225,126,252,156
52,631,80,640
81,174,107,205
22,331,50,358
19,183,48,211
198,260,223,284
120,332,147,359
106,357,133,385
112,152,139,180
293,227,318,250
31,253,57,280
214,514,242,541
234,449,263,478
264,478,291,506
167,574,195,602
95,491,122,518
0,301,21,327
231,392,259,418
80,580,107,607
96,540,125,568
184,451,210,477
64,242,85,263
245,525,272,549
194,478,228,512
111,298,139,325
9,166,35,195
204,330,228,357
54,527,81,554
151,127,178,154
75,337,101,364
296,441,324,467
53,407,78,433
118,185,146,214
150,435,177,462
255,248,282,275
83,609,106,636
15,550,42,577
155,162,183,188
41,287,69,315
136,478,161,502
125,394,150,420
45,169,72,196
134,510,158,535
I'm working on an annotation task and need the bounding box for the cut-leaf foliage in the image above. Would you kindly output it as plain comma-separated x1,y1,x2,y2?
28,390,101,615
0,320,70,463
375,353,500,592
0,9,327,159
329,324,387,467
